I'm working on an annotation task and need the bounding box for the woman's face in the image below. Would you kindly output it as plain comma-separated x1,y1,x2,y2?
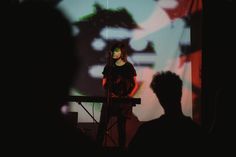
112,48,122,59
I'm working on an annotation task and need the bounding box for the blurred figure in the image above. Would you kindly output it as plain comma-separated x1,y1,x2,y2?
2,1,98,155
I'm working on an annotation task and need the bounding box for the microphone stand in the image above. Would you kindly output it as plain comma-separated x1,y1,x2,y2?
106,50,112,111
103,50,117,145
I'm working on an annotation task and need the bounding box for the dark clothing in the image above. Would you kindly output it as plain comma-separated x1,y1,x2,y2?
129,114,206,154
97,61,136,147
103,62,136,96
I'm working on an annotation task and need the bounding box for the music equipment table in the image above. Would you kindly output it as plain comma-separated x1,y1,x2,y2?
66,96,141,123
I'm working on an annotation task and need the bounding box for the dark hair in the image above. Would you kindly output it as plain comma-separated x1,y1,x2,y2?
150,71,183,103
111,42,127,62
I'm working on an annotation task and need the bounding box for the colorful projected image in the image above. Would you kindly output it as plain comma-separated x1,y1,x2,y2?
58,0,202,123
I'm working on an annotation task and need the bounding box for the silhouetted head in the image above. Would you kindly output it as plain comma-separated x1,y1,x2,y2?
111,42,127,62
8,2,77,115
150,71,183,112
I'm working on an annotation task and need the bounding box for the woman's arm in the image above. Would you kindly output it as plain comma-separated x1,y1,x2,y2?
129,76,138,97
102,78,107,88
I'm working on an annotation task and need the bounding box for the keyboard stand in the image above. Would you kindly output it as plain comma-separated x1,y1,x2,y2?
75,101,117,146
77,101,99,124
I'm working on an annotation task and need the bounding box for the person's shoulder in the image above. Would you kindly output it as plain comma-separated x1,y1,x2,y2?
125,61,134,67
102,64,109,71
139,116,165,129
125,62,136,72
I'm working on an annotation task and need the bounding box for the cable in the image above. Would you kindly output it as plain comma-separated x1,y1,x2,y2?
92,103,95,123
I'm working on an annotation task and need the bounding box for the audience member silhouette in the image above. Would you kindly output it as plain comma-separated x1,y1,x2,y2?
128,71,206,155
2,1,99,155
